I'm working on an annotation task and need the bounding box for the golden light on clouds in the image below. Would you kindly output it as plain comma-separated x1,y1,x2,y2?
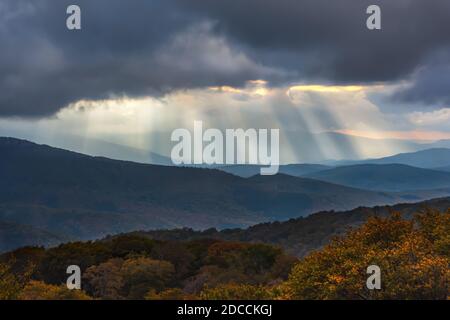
253,87,269,96
208,80,270,97
247,80,268,86
208,86,243,94
2,80,448,164
288,85,365,93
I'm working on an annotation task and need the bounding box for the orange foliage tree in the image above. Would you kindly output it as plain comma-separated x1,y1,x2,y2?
285,209,449,300
19,280,92,300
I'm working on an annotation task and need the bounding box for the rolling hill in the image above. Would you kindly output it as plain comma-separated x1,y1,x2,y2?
1,137,444,252
304,164,450,192
120,197,450,257
218,164,330,178
0,220,66,253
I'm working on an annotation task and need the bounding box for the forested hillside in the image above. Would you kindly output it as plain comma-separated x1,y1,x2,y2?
125,197,450,257
3,137,441,253
1,208,448,300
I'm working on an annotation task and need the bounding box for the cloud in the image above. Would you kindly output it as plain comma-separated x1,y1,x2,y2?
408,108,450,127
178,0,450,82
392,59,450,108
1,0,450,117
2,0,270,117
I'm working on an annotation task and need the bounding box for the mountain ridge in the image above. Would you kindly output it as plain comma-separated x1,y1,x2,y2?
218,164,330,178
112,197,450,257
304,163,450,192
1,137,447,253
324,148,450,168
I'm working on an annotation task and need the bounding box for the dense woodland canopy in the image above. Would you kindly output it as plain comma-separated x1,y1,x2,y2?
0,207,448,300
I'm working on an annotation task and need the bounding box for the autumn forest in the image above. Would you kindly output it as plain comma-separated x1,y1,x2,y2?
1,208,448,300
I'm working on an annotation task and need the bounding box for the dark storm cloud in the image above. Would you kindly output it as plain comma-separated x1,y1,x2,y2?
0,0,275,117
179,0,450,82
393,60,450,107
1,0,450,117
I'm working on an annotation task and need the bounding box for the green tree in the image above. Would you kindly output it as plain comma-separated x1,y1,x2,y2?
120,257,175,299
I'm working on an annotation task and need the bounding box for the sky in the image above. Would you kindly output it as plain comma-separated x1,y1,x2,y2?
1,0,450,163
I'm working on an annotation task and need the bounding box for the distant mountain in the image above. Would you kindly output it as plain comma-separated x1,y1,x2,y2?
365,148,450,168
427,139,450,149
1,137,443,253
124,197,450,257
277,131,425,163
304,164,450,192
218,164,330,178
113,130,432,164
326,148,450,168
56,137,173,165
0,133,173,166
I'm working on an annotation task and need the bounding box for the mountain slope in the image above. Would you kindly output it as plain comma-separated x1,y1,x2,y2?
327,148,450,168
280,131,425,163
47,135,173,165
304,164,450,192
0,220,66,253
0,137,438,247
132,197,450,257
218,164,331,178
366,148,450,168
